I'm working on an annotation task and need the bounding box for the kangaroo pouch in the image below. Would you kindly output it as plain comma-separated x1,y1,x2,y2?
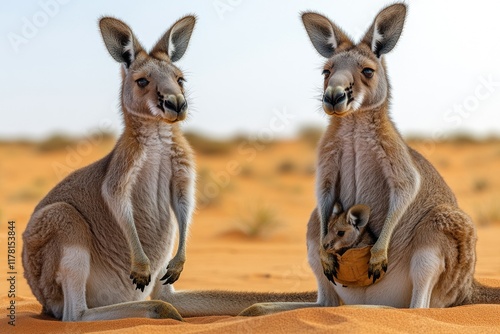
332,246,385,287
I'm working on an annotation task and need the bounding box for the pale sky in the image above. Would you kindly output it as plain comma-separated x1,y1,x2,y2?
1,0,500,140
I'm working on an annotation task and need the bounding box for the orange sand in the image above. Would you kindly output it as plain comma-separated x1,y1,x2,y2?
1,138,499,332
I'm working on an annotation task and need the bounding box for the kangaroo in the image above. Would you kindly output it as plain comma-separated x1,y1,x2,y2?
22,16,315,321
240,3,500,316
22,15,198,321
323,202,374,256
321,202,377,287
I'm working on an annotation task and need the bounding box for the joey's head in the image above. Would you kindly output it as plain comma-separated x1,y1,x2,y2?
323,202,371,254
99,16,196,123
302,4,406,116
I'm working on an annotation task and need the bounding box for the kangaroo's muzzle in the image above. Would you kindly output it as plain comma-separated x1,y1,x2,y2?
163,94,187,114
323,86,348,115
157,92,188,122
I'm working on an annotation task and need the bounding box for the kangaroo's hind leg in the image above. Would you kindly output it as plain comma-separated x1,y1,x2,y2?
408,205,476,308
408,209,447,308
58,243,181,321
409,247,443,308
23,202,182,321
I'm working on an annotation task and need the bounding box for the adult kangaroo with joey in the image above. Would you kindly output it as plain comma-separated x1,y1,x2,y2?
240,3,500,316
23,16,315,322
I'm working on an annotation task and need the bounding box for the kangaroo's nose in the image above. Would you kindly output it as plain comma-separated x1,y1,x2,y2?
324,86,346,108
164,95,187,113
322,85,349,115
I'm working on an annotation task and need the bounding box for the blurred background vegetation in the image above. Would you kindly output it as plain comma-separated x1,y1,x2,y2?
2,127,500,241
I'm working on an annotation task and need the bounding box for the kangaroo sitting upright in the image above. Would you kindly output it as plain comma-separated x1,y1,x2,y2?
240,3,500,316
22,15,198,322
22,15,316,322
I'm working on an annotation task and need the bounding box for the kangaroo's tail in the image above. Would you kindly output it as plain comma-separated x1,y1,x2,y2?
464,279,500,305
165,290,317,317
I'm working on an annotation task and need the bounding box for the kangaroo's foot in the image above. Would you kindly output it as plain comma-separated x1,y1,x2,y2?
239,302,320,317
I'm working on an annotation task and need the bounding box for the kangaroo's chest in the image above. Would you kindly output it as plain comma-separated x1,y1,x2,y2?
133,146,172,216
334,121,390,235
131,131,175,264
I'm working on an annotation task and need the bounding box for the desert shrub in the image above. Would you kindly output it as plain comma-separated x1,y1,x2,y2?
437,159,450,169
184,132,233,156
473,179,489,192
303,164,316,175
35,131,116,152
89,130,115,143
298,125,324,147
276,159,297,174
196,167,227,208
240,164,254,177
36,134,75,152
8,188,42,202
447,132,479,144
475,200,500,227
236,203,282,238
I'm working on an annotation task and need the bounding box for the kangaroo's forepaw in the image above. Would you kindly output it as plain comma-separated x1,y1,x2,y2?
130,260,151,292
130,272,151,292
368,253,388,284
160,257,185,285
320,248,339,285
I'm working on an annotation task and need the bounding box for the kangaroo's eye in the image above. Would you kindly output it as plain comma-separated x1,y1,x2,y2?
177,77,186,87
322,69,331,78
136,78,149,88
337,231,345,237
362,68,375,78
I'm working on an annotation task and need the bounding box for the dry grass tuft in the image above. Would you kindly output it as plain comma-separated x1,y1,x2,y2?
8,187,42,202
185,132,234,156
473,179,489,192
236,203,282,238
298,126,324,147
475,198,500,227
276,159,297,174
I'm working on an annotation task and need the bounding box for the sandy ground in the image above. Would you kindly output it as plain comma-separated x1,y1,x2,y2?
0,137,499,333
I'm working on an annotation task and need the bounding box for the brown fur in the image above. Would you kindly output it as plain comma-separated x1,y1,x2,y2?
22,15,315,321
22,15,198,321
240,3,500,317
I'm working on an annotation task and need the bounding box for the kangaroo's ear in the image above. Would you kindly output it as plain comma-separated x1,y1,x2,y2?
332,202,343,216
362,3,407,58
151,15,196,62
301,12,352,58
347,205,370,228
99,17,144,68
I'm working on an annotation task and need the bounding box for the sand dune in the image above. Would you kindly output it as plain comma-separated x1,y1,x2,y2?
2,228,499,333
4,285,500,334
